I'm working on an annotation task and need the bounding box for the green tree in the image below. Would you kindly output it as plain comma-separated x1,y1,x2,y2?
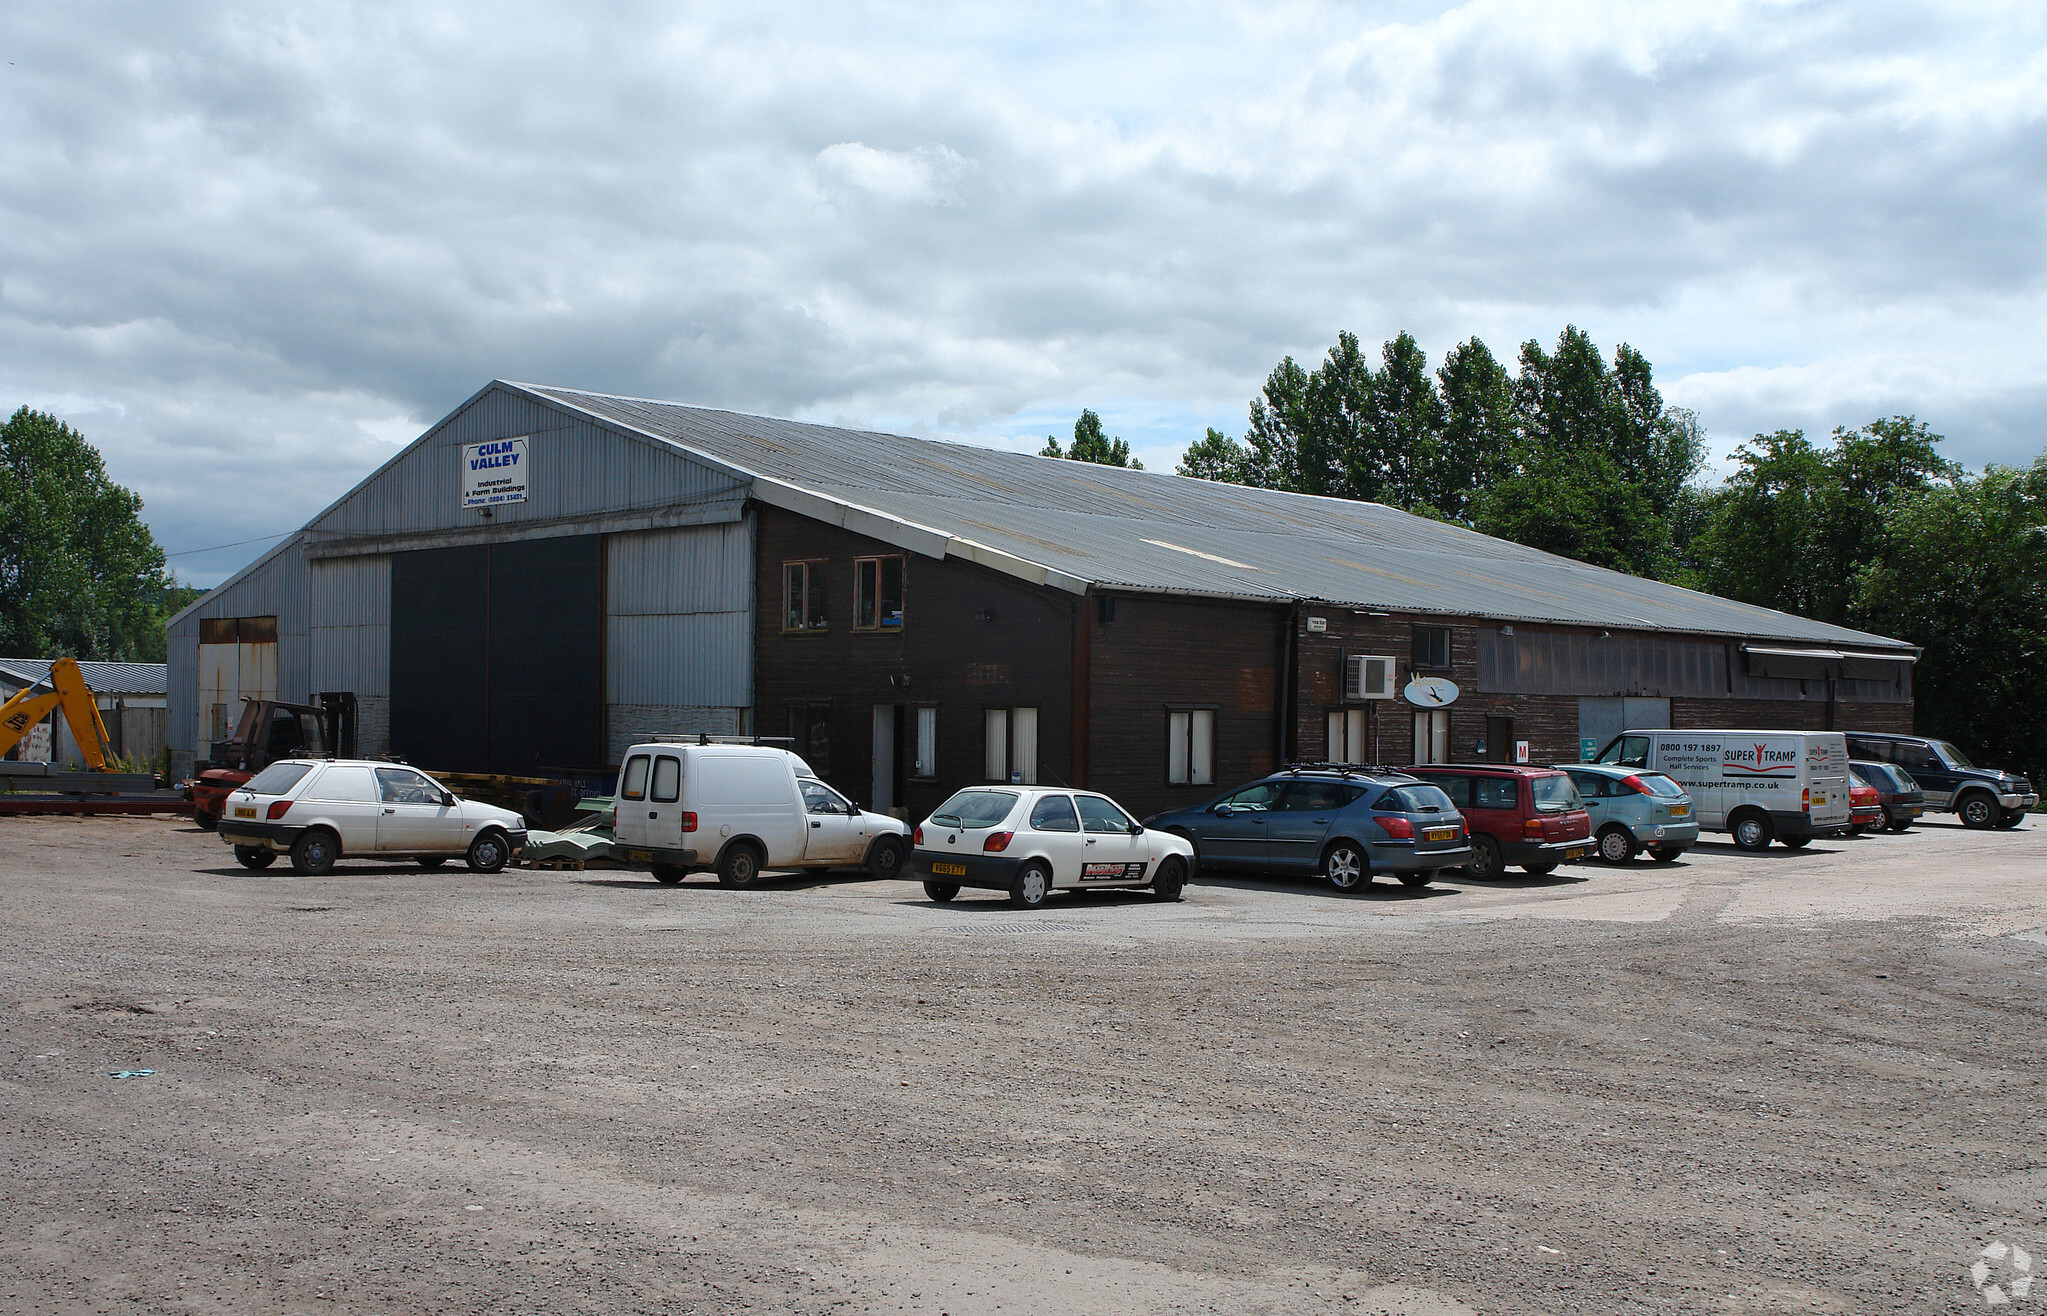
1431,337,1517,522
0,407,174,662
1041,409,1142,469
1176,427,1250,483
1853,455,2047,785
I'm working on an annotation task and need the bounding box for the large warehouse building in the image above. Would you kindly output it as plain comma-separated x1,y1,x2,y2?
167,380,1919,819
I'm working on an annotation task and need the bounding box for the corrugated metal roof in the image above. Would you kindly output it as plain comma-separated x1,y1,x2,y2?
0,659,168,695
516,382,1914,652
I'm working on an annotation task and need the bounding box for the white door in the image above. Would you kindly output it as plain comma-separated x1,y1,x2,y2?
800,779,869,863
871,705,896,814
644,753,686,849
1023,793,1087,883
374,766,460,852
299,764,381,854
1074,794,1146,884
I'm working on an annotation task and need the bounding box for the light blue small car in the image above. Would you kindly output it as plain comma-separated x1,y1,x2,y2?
1561,764,1701,863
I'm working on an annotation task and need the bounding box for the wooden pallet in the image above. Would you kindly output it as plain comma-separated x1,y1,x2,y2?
519,857,587,871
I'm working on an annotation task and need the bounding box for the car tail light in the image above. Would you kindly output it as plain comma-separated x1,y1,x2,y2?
912,825,923,845
266,800,292,820
983,831,1013,853
1374,816,1413,839
1621,775,1653,795
1802,787,1811,812
1523,817,1544,837
680,811,697,833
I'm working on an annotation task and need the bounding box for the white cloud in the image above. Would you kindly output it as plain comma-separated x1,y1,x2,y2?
1,0,2043,584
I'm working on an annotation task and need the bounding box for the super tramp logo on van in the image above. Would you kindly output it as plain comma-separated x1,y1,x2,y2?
1722,740,1799,778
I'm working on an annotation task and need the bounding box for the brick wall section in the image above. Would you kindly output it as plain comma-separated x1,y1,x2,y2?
753,506,1075,819
1292,610,1916,768
1088,593,1286,819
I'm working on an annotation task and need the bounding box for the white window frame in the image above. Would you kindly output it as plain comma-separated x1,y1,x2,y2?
912,706,937,780
1167,708,1215,786
984,707,1039,784
1327,707,1369,764
1413,709,1451,764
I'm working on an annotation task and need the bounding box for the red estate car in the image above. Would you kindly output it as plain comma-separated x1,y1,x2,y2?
1846,767,1885,836
1404,764,1593,879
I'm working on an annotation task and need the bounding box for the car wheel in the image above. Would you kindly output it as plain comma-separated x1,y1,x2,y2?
1731,812,1773,851
1167,829,1201,873
1886,818,1913,833
193,810,219,832
1464,834,1503,880
289,829,337,875
1846,824,1866,837
466,830,510,873
1647,845,1684,863
1997,810,2025,830
923,881,960,902
1152,856,1187,902
416,856,447,869
1959,793,1998,829
865,836,907,880
1521,860,1559,876
717,842,764,888
233,845,275,869
1323,843,1369,892
652,863,687,885
1398,870,1434,888
1008,861,1052,909
1596,825,1636,864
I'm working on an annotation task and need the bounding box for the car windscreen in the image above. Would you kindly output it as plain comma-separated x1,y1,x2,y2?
243,762,314,795
1637,773,1687,798
1531,774,1580,811
1376,785,1454,814
1930,739,1974,768
929,791,1017,829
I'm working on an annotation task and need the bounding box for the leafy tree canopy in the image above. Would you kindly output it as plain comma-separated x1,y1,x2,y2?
0,406,178,662
1042,409,1141,469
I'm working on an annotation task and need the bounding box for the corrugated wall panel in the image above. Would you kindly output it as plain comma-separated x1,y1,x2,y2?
309,556,391,696
606,520,752,618
308,388,749,547
165,537,314,770
605,614,753,706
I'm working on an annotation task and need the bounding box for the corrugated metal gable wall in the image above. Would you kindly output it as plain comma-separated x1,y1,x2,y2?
165,537,313,770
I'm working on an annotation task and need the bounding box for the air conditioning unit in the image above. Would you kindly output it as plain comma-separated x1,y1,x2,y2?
1345,654,1396,700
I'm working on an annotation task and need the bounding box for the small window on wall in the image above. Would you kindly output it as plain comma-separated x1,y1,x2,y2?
855,556,905,630
789,703,831,774
1167,708,1215,785
783,561,827,631
1327,707,1368,764
1413,709,1450,764
1411,625,1452,671
912,706,938,779
984,707,1038,783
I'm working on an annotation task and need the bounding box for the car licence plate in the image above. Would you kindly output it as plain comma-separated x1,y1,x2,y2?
1667,803,1690,817
234,806,256,819
627,849,653,862
1423,826,1457,842
931,861,967,876
1565,847,1587,861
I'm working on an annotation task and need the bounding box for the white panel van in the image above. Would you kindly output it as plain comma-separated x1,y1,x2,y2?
1594,730,1851,851
611,741,911,886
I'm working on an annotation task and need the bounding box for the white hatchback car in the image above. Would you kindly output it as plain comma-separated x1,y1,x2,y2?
910,786,1196,909
214,759,529,875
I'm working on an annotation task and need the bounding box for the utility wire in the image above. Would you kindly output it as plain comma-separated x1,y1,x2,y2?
162,530,295,559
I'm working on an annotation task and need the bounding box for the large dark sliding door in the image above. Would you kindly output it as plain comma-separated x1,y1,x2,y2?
389,535,604,775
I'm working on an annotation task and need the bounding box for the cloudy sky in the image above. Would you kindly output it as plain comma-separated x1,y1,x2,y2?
4,1,2044,585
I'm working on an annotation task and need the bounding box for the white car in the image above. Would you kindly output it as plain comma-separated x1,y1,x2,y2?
214,759,528,875
910,786,1196,909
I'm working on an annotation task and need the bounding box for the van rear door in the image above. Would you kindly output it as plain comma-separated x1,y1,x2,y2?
643,752,687,849
1804,735,1851,828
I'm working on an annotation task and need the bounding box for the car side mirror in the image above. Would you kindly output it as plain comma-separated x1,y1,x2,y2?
1128,821,1143,835
441,792,456,807
1212,803,1232,816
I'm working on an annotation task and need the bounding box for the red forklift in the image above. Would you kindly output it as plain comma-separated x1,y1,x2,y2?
184,693,357,829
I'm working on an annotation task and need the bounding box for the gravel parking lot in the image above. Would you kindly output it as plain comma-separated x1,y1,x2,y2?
3,814,2045,1314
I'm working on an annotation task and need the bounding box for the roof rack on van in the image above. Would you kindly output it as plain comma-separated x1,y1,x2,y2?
647,734,797,746
1282,761,1404,778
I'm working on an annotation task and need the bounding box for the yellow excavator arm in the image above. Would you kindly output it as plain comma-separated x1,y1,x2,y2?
0,657,114,770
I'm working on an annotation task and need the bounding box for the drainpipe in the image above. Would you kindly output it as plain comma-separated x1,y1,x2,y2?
1276,599,1302,767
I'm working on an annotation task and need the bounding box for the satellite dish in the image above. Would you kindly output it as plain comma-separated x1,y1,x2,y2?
1403,676,1459,707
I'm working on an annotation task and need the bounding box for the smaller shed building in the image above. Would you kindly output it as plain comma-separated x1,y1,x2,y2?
0,659,168,770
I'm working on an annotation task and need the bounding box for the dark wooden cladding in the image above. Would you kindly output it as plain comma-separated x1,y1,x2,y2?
199,615,277,645
752,505,1074,820
1087,592,1285,820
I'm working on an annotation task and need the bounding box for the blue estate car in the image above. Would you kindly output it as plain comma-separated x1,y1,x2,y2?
1143,765,1472,891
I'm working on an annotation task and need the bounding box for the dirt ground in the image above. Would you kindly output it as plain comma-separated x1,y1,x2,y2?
3,814,2046,1315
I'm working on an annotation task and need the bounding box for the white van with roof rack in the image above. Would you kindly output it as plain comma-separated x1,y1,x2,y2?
611,738,910,887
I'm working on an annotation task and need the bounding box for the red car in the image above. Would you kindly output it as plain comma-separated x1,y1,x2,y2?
1405,765,1593,879
1846,767,1885,836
